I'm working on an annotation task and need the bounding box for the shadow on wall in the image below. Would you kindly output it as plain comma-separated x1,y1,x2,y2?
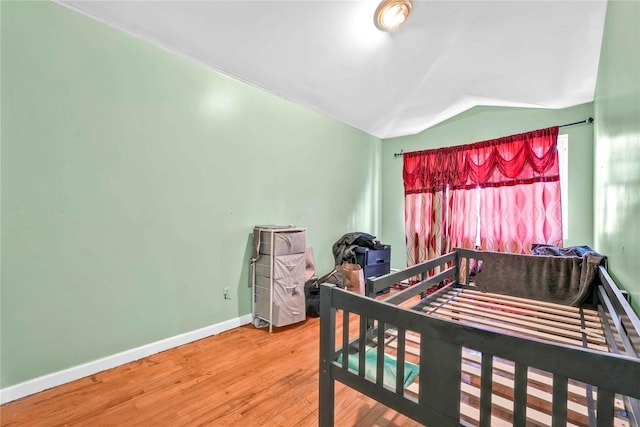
348,140,382,240
238,233,255,315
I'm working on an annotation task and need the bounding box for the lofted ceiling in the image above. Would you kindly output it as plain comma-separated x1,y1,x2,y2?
56,0,608,139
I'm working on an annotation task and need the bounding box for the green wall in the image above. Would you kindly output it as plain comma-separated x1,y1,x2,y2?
381,103,595,269
593,0,640,313
0,1,380,388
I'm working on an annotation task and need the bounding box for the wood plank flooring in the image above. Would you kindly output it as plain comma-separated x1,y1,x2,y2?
1,315,422,427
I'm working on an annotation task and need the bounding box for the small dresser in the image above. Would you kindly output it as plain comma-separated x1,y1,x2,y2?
253,226,306,331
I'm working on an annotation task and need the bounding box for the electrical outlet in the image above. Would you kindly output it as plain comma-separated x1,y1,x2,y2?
223,287,231,300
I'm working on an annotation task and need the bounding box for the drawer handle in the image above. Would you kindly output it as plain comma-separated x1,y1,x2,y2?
376,259,385,264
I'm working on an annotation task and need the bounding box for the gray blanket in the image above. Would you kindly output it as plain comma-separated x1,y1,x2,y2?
473,250,605,306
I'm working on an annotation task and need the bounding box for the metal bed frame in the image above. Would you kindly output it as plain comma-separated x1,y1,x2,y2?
319,249,640,427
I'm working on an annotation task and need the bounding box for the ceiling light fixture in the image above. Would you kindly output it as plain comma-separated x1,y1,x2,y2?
374,0,413,32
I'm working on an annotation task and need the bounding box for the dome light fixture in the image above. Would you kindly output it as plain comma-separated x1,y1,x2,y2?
374,0,413,32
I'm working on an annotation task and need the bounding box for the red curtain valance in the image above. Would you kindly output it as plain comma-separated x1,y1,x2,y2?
403,126,560,194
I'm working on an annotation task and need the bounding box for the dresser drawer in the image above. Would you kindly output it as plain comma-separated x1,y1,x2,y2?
260,230,306,255
254,286,305,327
270,295,306,327
362,262,391,280
255,274,305,301
256,253,305,279
355,245,391,266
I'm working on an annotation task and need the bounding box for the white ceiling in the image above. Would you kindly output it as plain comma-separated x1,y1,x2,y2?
56,0,608,139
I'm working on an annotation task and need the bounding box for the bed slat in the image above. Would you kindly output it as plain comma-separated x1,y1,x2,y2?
435,299,605,346
462,361,595,417
457,289,601,322
434,296,606,344
437,290,603,330
460,402,512,426
426,289,610,352
459,381,584,427
431,306,609,351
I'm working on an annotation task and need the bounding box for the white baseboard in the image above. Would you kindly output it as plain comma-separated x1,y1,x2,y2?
0,314,253,404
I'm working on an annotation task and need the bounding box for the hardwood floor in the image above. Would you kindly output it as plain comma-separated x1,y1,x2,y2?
0,315,422,427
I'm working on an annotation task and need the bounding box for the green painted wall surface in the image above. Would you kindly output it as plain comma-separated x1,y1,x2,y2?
0,1,380,387
593,0,640,313
381,103,595,269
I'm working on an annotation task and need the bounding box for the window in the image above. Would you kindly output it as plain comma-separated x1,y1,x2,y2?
403,126,563,264
470,134,568,245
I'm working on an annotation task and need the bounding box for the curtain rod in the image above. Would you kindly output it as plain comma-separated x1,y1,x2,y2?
559,117,594,128
393,117,594,158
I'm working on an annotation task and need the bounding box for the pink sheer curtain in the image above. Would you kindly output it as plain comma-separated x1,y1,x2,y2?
403,154,450,269
405,191,448,268
403,126,561,266
480,182,563,253
448,187,478,250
